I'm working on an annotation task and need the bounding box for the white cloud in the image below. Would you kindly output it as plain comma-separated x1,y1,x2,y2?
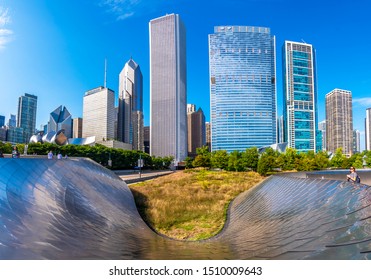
353,97,371,107
100,0,142,20
0,7,12,49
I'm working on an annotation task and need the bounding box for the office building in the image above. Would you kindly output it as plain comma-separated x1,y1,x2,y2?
7,127,24,144
187,107,206,157
144,126,150,154
73,118,83,139
8,114,16,127
283,41,317,153
49,105,72,138
365,108,371,151
17,93,38,143
0,115,5,127
325,89,353,156
149,14,187,163
353,129,360,154
318,120,326,151
187,104,196,114
118,58,144,151
205,122,211,151
209,26,276,152
277,115,284,144
82,86,115,142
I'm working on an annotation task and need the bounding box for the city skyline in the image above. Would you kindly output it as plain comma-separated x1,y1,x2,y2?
1,0,371,150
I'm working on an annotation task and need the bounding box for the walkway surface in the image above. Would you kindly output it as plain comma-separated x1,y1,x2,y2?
0,157,370,259
114,169,174,184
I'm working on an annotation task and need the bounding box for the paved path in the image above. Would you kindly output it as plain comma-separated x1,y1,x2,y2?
114,170,174,184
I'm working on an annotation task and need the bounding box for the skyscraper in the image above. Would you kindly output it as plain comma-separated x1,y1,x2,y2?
73,118,83,139
82,86,115,142
318,120,326,151
17,93,37,143
149,14,187,163
209,26,276,152
8,114,16,127
325,89,353,156
365,108,371,151
118,58,144,151
187,107,206,157
49,105,72,138
0,115,5,127
353,129,360,154
283,41,317,152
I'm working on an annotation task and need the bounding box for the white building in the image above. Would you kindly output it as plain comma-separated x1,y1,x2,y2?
118,58,144,151
82,86,115,142
149,14,187,163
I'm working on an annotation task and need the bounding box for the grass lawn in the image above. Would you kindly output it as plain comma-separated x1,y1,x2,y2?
129,169,265,241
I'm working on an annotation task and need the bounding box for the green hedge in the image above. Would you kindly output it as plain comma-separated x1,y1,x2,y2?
0,142,173,170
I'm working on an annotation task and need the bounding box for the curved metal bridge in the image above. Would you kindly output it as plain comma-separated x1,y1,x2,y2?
0,158,370,259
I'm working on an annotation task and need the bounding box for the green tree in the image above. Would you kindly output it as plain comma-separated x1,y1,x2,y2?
184,157,194,169
257,148,277,176
241,147,259,171
227,150,244,172
210,150,229,169
314,150,330,170
330,147,346,168
193,146,211,168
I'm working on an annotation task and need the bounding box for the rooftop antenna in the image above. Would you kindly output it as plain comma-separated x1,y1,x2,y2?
104,58,107,88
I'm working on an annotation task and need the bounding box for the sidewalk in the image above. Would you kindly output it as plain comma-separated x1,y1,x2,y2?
114,169,174,184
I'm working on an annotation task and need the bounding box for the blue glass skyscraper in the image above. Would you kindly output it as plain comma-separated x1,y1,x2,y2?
209,26,277,152
17,93,37,143
283,41,317,152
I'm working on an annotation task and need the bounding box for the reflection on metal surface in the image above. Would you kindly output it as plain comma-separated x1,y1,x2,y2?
30,131,95,146
0,158,370,259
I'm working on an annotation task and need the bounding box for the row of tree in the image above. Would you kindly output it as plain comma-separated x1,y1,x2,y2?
0,142,173,170
186,146,371,176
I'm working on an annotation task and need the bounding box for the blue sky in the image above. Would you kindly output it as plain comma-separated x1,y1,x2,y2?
1,0,371,149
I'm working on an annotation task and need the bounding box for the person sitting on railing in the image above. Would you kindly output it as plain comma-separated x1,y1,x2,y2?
347,166,360,183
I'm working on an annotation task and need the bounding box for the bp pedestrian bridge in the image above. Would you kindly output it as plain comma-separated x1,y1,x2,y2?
0,158,370,259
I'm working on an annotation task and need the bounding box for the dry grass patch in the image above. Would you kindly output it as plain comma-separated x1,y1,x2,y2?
129,169,264,241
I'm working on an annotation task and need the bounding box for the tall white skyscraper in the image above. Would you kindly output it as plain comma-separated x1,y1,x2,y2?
149,14,187,163
118,58,144,151
82,86,115,142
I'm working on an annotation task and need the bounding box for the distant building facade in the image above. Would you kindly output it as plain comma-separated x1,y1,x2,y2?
118,58,144,151
353,129,361,154
318,120,326,151
49,105,72,138
283,41,317,153
209,26,277,152
325,89,353,156
365,108,371,151
82,86,115,141
187,107,206,157
73,118,83,139
149,14,187,163
8,114,16,127
0,115,5,127
205,122,211,151
144,126,150,154
17,93,37,143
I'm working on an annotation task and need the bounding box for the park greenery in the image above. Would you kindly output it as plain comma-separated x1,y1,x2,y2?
2,141,370,175
0,141,173,170
186,146,371,176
